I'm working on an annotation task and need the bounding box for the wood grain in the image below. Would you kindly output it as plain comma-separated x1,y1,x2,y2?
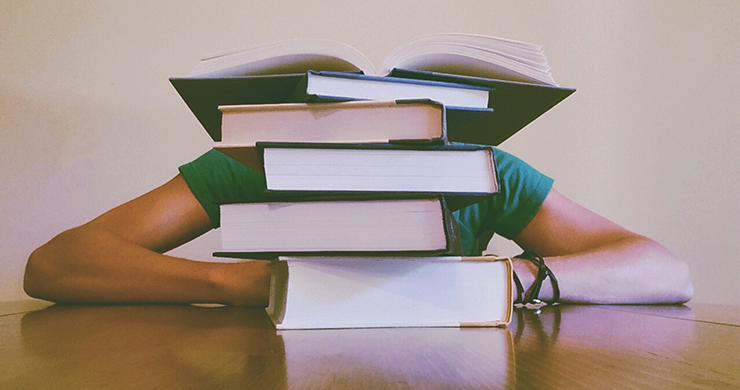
0,301,737,389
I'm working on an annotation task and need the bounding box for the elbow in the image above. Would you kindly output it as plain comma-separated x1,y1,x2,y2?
672,260,694,304
649,240,694,304
24,229,79,302
681,282,694,304
621,236,694,305
24,245,51,300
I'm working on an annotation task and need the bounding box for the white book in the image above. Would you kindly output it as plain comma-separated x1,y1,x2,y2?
300,71,491,109
260,143,499,196
215,197,461,258
267,255,514,330
216,99,447,147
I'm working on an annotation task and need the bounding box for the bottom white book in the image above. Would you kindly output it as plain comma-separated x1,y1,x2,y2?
267,256,513,330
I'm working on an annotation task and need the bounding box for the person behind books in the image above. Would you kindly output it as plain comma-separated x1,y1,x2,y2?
23,148,693,306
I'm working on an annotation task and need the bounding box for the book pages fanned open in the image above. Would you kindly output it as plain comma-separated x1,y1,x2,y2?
189,33,556,85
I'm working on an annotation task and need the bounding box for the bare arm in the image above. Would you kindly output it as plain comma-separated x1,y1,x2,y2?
25,173,691,306
24,174,270,306
511,188,693,304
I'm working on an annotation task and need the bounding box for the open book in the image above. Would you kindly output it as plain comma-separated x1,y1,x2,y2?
189,33,557,85
171,33,574,145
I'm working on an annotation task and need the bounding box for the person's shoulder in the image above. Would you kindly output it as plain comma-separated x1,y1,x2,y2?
181,148,238,170
178,148,267,228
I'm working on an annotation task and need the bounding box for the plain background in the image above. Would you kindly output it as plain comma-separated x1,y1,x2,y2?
1,1,738,304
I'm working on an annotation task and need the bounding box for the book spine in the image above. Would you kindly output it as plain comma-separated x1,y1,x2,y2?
260,190,490,210
440,103,449,144
288,73,312,103
257,141,492,151
266,259,289,325
489,147,500,193
439,196,463,256
290,72,355,104
458,321,508,327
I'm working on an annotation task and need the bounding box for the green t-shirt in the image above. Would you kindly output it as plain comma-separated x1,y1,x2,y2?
178,147,553,256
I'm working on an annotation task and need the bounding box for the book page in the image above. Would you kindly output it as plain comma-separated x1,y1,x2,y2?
378,33,556,85
189,39,377,77
389,53,553,85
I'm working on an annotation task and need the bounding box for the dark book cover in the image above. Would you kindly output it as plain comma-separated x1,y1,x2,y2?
389,68,576,145
170,74,306,142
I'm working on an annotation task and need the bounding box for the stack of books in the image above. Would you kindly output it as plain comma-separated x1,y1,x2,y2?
172,33,574,329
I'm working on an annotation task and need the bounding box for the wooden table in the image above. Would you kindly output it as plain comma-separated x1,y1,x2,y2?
0,300,737,389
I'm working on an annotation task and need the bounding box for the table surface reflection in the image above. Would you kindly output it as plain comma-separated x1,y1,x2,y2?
0,300,737,389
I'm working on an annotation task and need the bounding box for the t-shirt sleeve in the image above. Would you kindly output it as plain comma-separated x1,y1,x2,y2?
454,147,553,254
178,149,267,228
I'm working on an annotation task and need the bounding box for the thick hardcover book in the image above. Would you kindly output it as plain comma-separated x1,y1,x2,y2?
169,73,497,142
256,142,499,210
292,70,492,108
266,255,514,329
170,72,569,146
214,195,462,259
217,99,449,146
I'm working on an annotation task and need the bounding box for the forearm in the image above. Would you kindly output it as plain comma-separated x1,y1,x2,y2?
24,226,270,306
513,235,693,304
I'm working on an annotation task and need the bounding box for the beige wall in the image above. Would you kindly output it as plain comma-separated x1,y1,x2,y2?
2,1,738,304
